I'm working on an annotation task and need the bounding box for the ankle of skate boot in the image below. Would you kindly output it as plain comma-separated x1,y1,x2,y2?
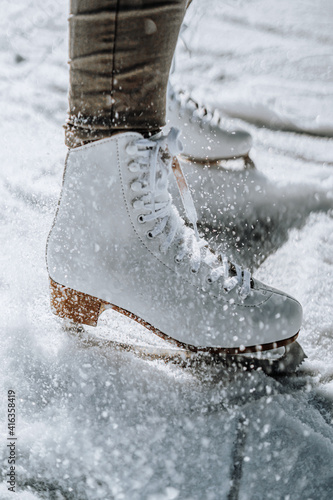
64,125,161,148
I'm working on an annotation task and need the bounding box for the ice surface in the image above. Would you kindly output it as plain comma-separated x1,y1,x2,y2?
1,0,333,498
176,0,333,136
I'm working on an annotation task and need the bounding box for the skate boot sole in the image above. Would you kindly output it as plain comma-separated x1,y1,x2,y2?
64,321,306,375
50,278,299,356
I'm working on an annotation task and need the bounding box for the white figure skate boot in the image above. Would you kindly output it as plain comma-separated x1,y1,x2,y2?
165,83,254,166
46,129,302,354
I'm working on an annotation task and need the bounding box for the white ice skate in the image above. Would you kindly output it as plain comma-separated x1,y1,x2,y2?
46,130,304,371
165,83,254,166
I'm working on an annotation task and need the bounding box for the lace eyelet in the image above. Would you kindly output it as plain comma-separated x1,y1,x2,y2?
190,267,198,274
174,255,183,264
133,200,144,210
131,181,142,192
126,142,137,155
146,231,154,240
206,276,213,284
128,161,140,172
137,214,145,224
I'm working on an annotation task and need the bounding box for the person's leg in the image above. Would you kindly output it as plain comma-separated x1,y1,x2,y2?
66,0,187,148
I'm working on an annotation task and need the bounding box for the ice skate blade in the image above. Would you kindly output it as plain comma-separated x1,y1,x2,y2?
50,278,299,355
64,321,306,375
181,153,255,170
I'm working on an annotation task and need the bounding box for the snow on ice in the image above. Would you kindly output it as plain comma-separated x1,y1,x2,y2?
1,0,333,498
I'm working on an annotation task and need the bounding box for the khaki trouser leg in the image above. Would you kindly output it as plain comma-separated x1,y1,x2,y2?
66,0,188,148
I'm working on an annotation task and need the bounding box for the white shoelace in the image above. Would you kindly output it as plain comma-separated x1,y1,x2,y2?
127,128,251,299
169,21,221,130
173,88,221,129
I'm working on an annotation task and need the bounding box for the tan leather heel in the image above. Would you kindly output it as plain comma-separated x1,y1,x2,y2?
49,279,109,327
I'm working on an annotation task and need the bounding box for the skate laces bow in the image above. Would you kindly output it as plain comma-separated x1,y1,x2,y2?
130,128,251,299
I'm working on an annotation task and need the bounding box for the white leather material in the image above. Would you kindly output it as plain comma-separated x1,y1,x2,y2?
164,91,253,161
46,134,302,349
